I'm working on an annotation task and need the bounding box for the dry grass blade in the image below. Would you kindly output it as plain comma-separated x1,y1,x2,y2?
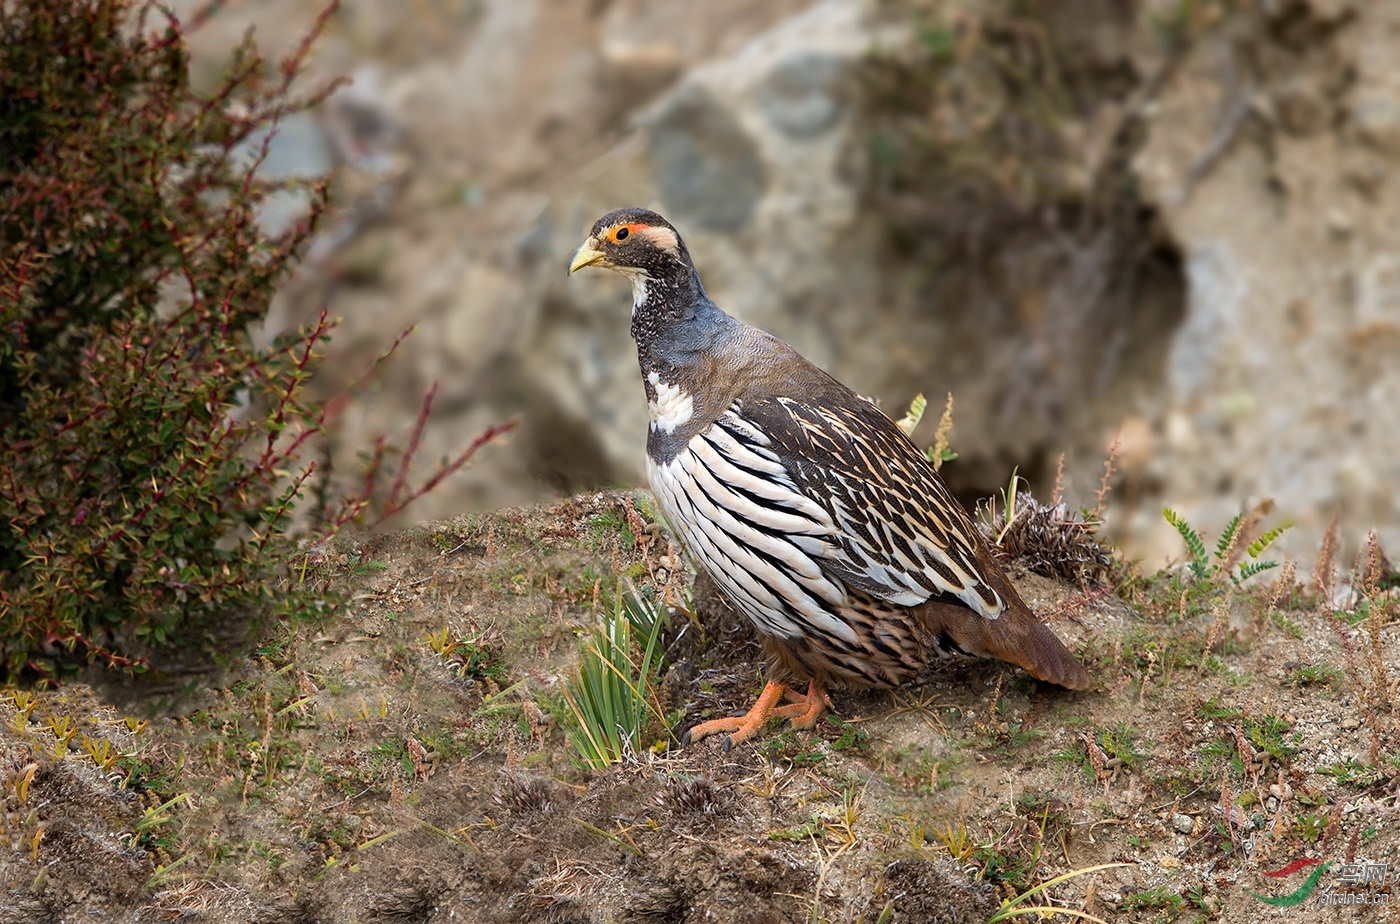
987,862,1132,923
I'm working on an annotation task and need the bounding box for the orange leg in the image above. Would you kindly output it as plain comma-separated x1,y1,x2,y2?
772,680,831,730
683,680,832,749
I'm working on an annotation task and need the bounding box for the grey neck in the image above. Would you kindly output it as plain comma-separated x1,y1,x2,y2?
631,271,727,376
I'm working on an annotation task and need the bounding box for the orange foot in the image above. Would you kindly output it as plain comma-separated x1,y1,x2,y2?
682,679,833,751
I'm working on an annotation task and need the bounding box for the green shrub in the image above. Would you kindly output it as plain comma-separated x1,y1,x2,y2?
0,0,344,678
0,0,508,680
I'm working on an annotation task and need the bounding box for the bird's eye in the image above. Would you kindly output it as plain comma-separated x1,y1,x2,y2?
614,227,630,241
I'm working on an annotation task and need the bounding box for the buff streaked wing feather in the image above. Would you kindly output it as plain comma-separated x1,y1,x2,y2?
734,393,1006,620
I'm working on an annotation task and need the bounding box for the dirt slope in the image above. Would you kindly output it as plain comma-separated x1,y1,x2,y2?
1,491,1396,923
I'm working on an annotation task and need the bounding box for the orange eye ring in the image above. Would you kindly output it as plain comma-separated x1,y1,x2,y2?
608,223,646,244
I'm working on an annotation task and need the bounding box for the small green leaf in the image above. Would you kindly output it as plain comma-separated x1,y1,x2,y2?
896,393,927,437
1233,560,1280,585
1162,507,1209,579
1246,525,1289,558
1215,513,1243,562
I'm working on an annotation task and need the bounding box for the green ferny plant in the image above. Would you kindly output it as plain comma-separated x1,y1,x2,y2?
1162,508,1288,587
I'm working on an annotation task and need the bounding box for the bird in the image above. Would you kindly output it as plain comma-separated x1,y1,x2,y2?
569,207,1091,748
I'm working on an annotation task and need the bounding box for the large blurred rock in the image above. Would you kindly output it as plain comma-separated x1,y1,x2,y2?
198,0,1400,566
234,0,821,511
1129,0,1400,563
523,0,897,489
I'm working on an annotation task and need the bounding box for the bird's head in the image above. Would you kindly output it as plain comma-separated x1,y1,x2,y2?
568,208,696,309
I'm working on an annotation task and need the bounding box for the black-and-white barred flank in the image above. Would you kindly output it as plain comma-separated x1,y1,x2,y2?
647,397,1011,688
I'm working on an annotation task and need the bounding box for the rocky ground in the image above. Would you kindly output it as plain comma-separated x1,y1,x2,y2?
1,491,1396,923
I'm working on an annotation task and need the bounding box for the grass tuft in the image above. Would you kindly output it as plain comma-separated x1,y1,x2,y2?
558,582,676,768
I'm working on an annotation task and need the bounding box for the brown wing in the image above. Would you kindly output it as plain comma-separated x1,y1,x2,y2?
734,388,1007,620
733,388,1090,689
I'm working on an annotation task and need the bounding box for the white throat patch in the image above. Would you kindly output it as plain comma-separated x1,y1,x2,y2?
646,370,694,434
615,266,652,313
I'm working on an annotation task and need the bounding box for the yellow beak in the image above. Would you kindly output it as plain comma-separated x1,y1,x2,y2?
568,238,608,275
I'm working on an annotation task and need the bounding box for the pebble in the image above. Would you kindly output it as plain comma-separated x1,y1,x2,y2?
1172,814,1194,834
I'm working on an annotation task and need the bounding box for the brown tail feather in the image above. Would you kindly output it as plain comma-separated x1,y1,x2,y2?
918,561,1092,690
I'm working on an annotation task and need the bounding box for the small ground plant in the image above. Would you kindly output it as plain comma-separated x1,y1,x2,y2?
558,582,678,768
1162,507,1287,588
